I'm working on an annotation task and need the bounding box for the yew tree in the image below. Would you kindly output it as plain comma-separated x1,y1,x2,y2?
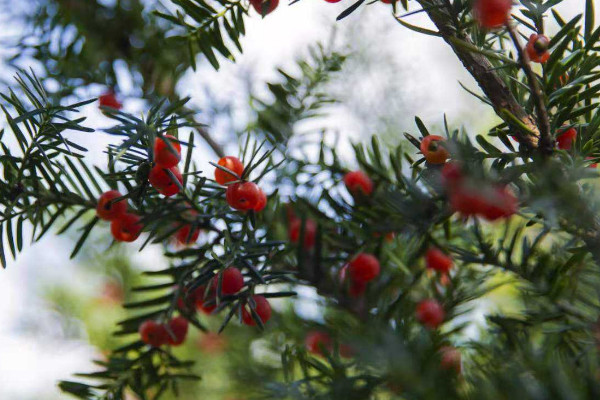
2,0,600,399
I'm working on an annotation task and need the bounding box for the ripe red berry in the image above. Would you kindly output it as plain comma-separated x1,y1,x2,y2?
449,187,487,218
305,331,333,356
194,286,217,314
242,295,272,326
154,135,181,168
96,190,127,221
556,127,577,150
254,188,267,212
479,186,518,221
250,0,279,15
344,171,373,196
212,267,244,296
473,0,512,29
339,265,368,297
215,156,244,185
425,247,453,273
139,320,168,347
416,299,445,329
175,224,200,245
439,346,462,373
148,165,183,197
111,213,143,242
166,316,189,346
349,253,380,283
441,162,463,187
420,135,449,165
525,34,550,64
289,218,317,249
99,91,122,110
225,181,261,210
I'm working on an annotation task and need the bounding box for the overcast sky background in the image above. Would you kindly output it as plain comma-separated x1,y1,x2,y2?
0,0,595,398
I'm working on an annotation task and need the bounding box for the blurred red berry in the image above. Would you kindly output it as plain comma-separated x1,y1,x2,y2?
242,295,272,326
96,190,127,221
289,218,317,249
111,213,143,242
349,253,380,283
473,0,512,29
166,316,188,346
305,331,333,356
212,267,244,296
416,299,445,329
556,127,577,150
441,162,463,187
154,135,181,168
139,320,168,347
99,91,122,110
175,224,200,245
250,0,279,15
439,346,462,373
344,171,373,196
426,247,453,273
215,156,244,185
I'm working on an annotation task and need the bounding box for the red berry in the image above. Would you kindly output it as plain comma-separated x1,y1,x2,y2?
212,267,244,296
194,286,217,314
166,316,189,346
479,186,518,221
250,0,279,15
556,127,577,150
381,0,393,3
339,265,368,297
525,34,550,64
473,0,512,29
99,91,122,110
449,187,487,217
242,295,272,326
225,182,261,210
175,224,200,245
254,188,267,212
420,135,449,165
587,157,598,168
305,331,333,356
441,162,463,187
215,156,244,185
139,320,168,347
148,165,183,197
289,219,317,249
416,299,445,329
439,346,462,373
425,247,453,273
344,171,373,196
111,213,143,242
348,253,380,283
96,190,127,221
154,135,181,168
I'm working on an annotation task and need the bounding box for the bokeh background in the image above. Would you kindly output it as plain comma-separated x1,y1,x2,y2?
0,0,593,398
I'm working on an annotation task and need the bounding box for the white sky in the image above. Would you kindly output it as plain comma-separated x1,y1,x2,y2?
0,0,595,398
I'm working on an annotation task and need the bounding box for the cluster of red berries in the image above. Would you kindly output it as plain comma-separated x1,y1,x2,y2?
304,330,353,358
526,34,551,64
215,156,267,212
178,267,273,327
97,190,143,242
139,316,189,347
473,0,512,29
442,162,518,221
339,253,381,297
149,135,183,197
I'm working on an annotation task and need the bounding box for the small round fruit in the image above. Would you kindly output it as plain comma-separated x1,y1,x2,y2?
254,188,267,212
441,162,463,187
194,286,217,314
420,135,449,164
154,135,181,168
416,299,445,329
556,127,577,150
166,316,189,346
148,165,183,197
99,91,122,110
225,182,261,210
175,224,200,245
250,0,279,15
212,267,244,296
339,265,368,297
425,247,453,273
348,253,380,283
96,190,127,221
139,320,168,347
305,331,333,356
215,156,244,185
344,171,373,196
242,295,272,326
525,34,550,64
473,0,512,29
289,219,317,249
439,346,462,373
479,186,518,221
111,213,143,242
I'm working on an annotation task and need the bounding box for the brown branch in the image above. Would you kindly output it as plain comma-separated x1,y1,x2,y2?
414,0,540,149
506,23,554,155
